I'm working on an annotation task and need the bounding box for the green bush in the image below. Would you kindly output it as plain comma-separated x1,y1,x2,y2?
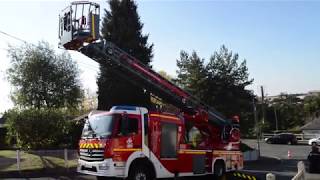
0,127,8,149
5,108,84,150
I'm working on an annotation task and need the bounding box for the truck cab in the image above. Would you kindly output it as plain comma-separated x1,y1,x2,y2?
78,106,149,178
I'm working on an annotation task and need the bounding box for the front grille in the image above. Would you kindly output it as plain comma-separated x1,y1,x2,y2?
79,148,105,162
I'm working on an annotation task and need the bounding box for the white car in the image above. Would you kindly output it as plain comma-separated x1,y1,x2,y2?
308,137,320,146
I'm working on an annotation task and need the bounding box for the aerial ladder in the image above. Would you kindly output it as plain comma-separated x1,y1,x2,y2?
58,1,240,149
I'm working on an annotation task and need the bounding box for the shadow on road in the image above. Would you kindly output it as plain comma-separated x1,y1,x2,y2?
0,155,21,171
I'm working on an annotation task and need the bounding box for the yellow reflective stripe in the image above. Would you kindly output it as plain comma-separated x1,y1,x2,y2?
80,143,103,149
213,150,242,155
179,150,207,155
242,174,247,179
252,176,256,180
113,148,142,152
150,114,180,121
91,14,95,39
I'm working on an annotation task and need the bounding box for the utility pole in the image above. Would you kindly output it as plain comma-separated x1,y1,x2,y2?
274,106,278,132
260,86,266,124
252,92,260,158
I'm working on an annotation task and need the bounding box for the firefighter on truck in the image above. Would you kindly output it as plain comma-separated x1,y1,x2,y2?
58,1,255,180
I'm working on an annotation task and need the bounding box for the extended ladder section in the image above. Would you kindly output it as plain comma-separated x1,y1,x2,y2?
79,41,230,126
58,1,231,126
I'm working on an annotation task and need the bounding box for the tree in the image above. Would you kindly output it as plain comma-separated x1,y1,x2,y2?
304,94,320,119
266,94,304,131
98,0,153,110
4,108,82,149
176,51,207,99
175,45,254,136
158,70,173,81
206,46,254,135
7,41,82,109
205,45,253,116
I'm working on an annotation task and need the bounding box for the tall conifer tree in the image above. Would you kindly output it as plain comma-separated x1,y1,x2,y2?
98,0,153,110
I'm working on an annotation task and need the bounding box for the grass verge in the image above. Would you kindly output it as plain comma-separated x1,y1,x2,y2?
0,150,78,172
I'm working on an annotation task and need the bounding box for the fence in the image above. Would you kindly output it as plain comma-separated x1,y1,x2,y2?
0,149,78,173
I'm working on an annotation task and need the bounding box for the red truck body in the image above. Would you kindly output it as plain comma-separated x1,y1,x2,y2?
77,106,242,179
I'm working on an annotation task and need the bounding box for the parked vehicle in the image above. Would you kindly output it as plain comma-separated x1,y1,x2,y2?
308,137,320,146
265,133,298,145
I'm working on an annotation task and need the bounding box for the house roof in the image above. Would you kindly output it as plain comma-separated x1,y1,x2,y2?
301,117,320,130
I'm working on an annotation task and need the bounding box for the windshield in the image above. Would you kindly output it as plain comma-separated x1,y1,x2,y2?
82,114,116,138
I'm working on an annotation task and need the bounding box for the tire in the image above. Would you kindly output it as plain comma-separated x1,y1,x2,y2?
128,164,154,180
214,161,226,179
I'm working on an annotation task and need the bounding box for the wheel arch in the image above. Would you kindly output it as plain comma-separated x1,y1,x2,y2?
212,157,226,174
127,157,156,179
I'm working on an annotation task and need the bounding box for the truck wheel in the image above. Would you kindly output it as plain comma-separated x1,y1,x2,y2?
129,165,154,180
214,161,225,178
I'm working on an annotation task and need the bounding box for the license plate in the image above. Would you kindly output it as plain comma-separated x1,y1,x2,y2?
83,163,92,169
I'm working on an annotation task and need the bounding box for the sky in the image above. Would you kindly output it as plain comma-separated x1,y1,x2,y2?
1,0,320,113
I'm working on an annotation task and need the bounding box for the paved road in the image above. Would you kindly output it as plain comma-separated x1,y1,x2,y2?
242,139,320,180
243,139,311,160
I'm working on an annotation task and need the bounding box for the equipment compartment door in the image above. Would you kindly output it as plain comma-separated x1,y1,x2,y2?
160,122,178,158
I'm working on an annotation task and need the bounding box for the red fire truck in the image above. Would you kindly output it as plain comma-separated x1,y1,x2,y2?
59,2,243,180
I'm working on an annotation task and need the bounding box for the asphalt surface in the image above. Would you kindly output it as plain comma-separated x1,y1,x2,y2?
243,139,320,180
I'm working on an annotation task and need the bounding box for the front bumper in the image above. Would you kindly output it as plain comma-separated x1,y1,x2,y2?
77,158,125,177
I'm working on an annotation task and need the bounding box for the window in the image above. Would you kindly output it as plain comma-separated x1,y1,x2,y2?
118,115,138,136
161,122,177,158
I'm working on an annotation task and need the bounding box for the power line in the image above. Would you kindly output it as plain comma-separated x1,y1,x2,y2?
0,29,100,72
0,30,29,44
